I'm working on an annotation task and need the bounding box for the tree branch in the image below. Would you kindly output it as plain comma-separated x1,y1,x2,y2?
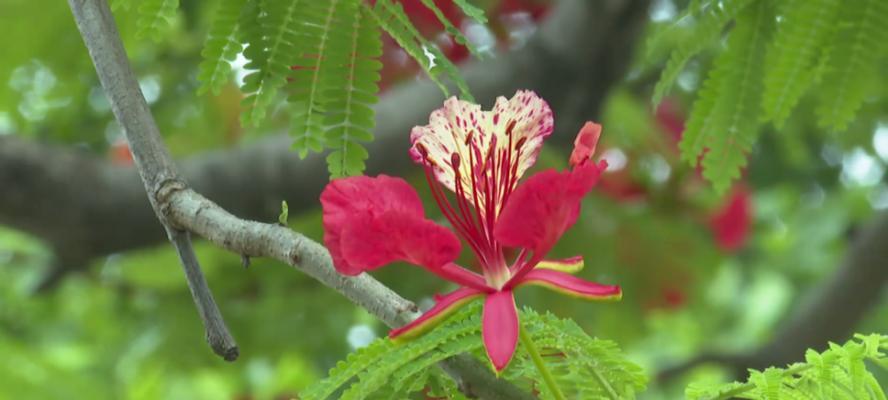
0,0,650,268
67,0,237,360
5,0,651,396
164,186,534,399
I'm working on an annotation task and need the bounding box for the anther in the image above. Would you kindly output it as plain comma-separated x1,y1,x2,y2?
515,136,527,151
505,120,517,136
451,152,461,168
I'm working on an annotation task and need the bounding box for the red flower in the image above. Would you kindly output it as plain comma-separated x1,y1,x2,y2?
321,91,621,372
709,187,752,252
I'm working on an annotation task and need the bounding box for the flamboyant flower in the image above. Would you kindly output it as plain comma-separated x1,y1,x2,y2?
321,90,621,372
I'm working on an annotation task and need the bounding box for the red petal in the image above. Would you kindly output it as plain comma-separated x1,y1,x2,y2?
390,287,484,341
569,122,602,168
482,290,519,372
321,175,461,275
514,269,621,301
494,160,606,258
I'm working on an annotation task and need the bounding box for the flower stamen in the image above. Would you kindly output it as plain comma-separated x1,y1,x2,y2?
417,146,488,263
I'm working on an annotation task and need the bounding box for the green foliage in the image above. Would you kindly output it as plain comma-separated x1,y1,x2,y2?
366,0,474,102
761,0,839,127
196,0,480,177
506,309,649,399
0,225,338,399
239,0,305,127
287,0,352,159
301,302,646,399
417,0,482,58
299,302,482,400
815,0,888,132
315,3,381,178
453,0,488,25
137,0,179,40
649,0,757,107
686,334,888,399
197,0,249,95
6,1,888,399
110,0,133,11
653,0,888,191
680,0,771,193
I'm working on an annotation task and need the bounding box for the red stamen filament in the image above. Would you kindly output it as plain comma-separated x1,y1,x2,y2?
452,155,497,267
467,139,490,246
419,156,488,264
416,118,536,287
510,248,528,273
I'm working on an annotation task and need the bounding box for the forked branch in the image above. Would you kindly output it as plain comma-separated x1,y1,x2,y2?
67,0,238,360
66,0,531,397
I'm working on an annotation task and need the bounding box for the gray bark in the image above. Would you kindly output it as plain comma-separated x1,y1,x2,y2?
68,0,237,360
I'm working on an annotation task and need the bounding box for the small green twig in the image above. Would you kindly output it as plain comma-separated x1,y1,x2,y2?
519,323,566,400
278,200,289,226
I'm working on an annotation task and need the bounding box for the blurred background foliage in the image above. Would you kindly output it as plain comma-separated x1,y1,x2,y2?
0,0,886,398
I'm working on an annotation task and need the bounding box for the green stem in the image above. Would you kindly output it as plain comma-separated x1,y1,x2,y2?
519,323,566,400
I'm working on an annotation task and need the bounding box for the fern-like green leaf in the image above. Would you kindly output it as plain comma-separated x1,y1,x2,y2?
197,0,250,95
750,368,783,400
137,0,179,41
644,0,702,61
425,369,470,400
686,334,888,400
338,316,481,399
236,0,262,52
302,302,646,400
288,0,351,158
429,44,474,102
680,0,771,192
651,0,756,106
417,0,482,58
322,3,382,177
453,0,487,25
300,302,482,400
366,0,474,101
761,0,839,127
513,309,648,399
815,0,888,131
240,0,305,126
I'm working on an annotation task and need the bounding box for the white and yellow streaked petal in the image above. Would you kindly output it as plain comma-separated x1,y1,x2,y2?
409,91,554,215
489,90,553,183
409,96,492,195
